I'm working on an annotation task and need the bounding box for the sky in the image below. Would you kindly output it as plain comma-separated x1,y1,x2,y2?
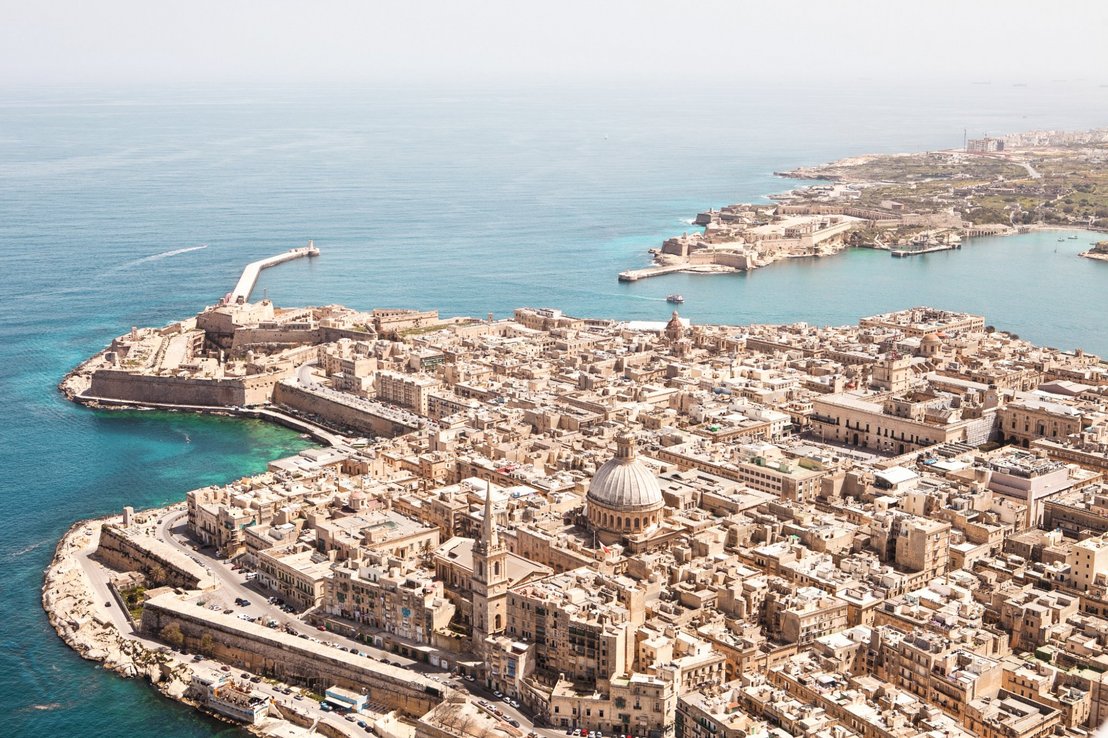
1,0,1106,88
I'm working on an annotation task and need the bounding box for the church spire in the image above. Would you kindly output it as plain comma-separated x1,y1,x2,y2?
482,479,499,551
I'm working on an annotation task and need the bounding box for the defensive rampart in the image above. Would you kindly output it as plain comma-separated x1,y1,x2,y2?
274,381,421,437
141,594,445,716
87,369,287,407
95,524,215,590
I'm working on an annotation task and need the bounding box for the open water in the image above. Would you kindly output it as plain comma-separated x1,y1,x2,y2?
1,81,1106,736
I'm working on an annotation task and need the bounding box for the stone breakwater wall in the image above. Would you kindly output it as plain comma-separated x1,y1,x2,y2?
87,368,285,407
95,523,215,591
141,593,446,717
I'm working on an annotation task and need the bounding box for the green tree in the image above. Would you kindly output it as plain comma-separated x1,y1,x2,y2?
160,622,185,649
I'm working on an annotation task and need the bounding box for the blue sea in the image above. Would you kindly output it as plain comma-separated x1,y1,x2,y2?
1,80,1106,736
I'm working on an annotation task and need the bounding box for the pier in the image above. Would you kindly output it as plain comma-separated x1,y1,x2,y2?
618,263,736,282
890,242,961,258
618,264,690,282
227,241,320,304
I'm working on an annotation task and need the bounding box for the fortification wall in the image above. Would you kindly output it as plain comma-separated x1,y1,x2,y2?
86,369,286,407
141,595,445,717
89,370,248,406
230,327,322,349
274,382,419,437
95,525,214,590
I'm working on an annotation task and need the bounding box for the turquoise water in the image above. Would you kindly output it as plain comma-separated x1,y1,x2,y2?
1,81,1107,736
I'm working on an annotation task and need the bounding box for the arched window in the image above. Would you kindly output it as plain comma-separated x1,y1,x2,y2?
634,517,641,530
495,613,503,630
494,561,501,577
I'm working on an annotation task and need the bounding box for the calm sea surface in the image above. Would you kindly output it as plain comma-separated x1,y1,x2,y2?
1,81,1106,736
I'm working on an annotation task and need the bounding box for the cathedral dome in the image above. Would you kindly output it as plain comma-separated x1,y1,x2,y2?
586,435,664,513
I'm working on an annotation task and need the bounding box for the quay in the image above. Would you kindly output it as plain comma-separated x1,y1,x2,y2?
890,242,961,258
227,241,320,304
618,263,735,282
618,263,689,282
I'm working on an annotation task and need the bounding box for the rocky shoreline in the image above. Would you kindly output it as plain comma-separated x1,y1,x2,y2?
41,515,264,736
1080,240,1108,262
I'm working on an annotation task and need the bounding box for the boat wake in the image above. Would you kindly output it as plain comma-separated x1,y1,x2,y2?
4,539,49,560
117,244,208,270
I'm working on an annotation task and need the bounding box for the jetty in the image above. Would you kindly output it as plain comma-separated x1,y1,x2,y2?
890,242,961,258
227,241,320,304
618,264,690,282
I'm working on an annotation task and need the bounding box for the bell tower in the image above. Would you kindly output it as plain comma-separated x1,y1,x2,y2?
472,481,508,653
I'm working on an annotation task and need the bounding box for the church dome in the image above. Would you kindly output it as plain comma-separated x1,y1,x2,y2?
586,435,664,513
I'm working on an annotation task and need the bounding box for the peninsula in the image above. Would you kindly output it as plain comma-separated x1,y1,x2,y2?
47,266,1108,738
619,127,1108,281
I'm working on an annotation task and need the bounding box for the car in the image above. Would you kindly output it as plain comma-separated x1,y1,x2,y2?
566,730,575,736
509,699,520,708
493,691,503,699
390,661,402,667
508,719,520,728
294,694,304,701
357,721,368,728
223,609,234,614
192,654,203,662
241,672,249,679
317,625,326,631
320,703,332,712
345,715,357,722
478,701,489,709
221,665,231,672
240,599,251,607
105,601,112,608
250,676,261,683
463,674,475,682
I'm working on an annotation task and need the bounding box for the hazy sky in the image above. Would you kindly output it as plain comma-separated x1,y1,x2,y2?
2,0,1106,88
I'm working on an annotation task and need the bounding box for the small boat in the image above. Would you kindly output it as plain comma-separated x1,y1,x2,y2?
1069,235,1079,239
666,294,685,304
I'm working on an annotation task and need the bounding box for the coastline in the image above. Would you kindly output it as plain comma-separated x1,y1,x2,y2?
618,142,1108,281
41,513,254,735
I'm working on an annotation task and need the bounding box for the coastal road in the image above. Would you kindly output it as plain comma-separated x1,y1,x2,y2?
156,511,426,670
75,523,144,636
154,515,560,737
